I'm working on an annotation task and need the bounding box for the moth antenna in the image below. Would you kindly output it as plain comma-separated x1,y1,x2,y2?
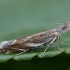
55,23,63,28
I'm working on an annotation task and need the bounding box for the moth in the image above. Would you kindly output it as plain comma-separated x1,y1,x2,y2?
0,21,70,54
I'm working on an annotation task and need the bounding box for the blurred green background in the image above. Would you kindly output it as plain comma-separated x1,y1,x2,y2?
0,0,70,70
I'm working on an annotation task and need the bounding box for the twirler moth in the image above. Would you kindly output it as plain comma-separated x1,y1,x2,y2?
0,21,70,54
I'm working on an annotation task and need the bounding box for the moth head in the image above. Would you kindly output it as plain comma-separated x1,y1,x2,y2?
56,21,70,34
61,21,70,32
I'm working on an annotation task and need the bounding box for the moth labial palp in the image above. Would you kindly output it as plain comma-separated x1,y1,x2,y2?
0,21,70,55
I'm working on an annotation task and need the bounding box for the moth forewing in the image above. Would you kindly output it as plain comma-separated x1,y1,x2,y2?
0,21,70,54
0,29,60,54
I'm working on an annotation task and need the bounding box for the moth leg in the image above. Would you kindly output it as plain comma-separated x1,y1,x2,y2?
31,47,35,51
6,47,29,55
9,48,29,55
16,49,29,56
57,35,62,50
44,37,57,54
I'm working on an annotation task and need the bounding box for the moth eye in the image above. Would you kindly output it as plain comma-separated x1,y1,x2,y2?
62,26,67,30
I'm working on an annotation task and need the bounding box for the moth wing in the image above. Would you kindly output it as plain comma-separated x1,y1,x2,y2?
25,35,56,47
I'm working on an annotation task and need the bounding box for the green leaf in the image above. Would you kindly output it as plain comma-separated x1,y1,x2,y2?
0,0,70,63
14,53,37,61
